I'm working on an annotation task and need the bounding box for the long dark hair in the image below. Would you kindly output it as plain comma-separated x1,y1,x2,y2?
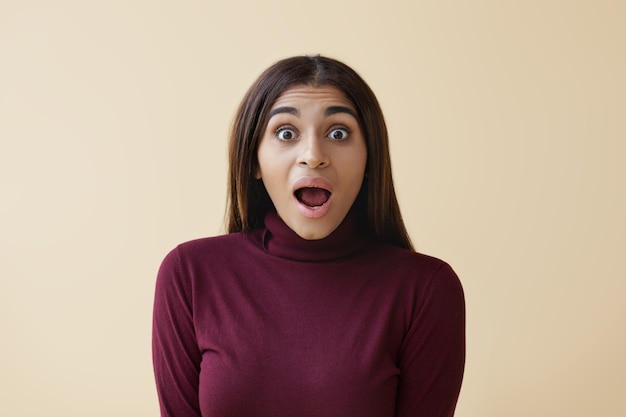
226,55,413,250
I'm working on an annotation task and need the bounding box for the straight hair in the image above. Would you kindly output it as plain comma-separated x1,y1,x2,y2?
226,55,413,250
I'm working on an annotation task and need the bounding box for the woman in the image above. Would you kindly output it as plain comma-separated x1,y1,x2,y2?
152,55,465,416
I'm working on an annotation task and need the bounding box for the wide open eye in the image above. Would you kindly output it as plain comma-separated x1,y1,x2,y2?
328,127,350,141
276,127,297,140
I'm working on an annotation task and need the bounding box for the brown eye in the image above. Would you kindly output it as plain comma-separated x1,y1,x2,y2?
328,128,350,140
276,128,297,140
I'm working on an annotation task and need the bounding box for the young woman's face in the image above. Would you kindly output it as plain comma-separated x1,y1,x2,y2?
256,85,368,240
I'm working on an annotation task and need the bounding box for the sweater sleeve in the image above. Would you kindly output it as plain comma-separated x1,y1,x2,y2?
152,247,202,417
395,262,466,417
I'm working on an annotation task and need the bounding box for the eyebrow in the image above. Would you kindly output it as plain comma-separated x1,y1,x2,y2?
268,105,358,120
268,106,299,119
324,106,357,119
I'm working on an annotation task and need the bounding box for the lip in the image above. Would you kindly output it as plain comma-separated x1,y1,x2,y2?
292,177,334,194
292,176,333,219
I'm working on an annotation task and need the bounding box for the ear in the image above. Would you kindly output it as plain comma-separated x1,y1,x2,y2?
254,167,261,180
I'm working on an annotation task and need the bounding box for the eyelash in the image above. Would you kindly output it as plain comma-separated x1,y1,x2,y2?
275,126,297,141
327,126,351,141
273,126,352,141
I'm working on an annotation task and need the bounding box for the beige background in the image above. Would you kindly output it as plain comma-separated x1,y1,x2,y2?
1,1,624,416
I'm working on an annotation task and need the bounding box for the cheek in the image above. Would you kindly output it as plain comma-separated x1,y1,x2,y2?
257,144,294,181
344,147,368,178
256,154,287,195
256,141,274,179
257,156,278,181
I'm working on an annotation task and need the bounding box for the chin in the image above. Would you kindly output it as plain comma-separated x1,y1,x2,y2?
295,229,329,240
287,222,332,240
292,221,336,240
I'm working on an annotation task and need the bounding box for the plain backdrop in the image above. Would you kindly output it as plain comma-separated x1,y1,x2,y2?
1,1,625,416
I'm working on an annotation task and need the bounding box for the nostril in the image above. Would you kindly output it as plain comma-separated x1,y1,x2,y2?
297,149,329,168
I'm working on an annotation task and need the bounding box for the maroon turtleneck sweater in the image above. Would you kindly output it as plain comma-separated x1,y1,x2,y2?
152,211,465,416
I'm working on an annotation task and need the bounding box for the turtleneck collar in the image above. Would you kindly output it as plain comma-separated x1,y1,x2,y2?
259,210,371,262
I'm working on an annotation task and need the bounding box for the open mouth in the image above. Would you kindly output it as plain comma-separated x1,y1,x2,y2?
294,187,331,209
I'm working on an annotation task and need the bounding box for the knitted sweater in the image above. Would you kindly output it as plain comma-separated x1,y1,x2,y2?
152,211,465,416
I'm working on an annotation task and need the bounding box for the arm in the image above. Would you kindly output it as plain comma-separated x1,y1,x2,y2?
152,247,202,417
395,262,466,417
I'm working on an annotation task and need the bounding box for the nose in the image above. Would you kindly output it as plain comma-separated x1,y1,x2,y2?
296,135,329,168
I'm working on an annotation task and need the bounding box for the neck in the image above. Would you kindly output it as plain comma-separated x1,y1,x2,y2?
259,210,371,261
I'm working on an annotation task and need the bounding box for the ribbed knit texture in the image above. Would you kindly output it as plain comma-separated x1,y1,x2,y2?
153,211,465,416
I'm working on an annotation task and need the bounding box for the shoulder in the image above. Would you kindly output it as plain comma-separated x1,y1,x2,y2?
157,231,256,278
370,242,464,301
374,242,456,277
372,245,465,338
175,232,250,259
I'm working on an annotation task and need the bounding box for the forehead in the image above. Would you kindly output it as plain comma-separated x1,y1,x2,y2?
270,85,355,110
